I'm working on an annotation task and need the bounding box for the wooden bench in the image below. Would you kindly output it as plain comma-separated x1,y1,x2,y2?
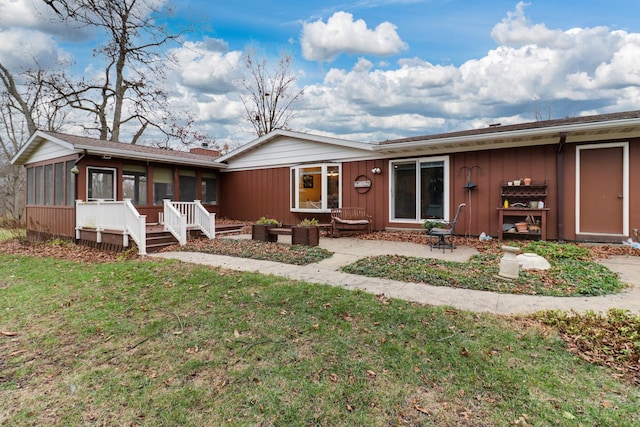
330,207,372,237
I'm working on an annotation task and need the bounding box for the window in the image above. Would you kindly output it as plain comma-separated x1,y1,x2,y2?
44,164,53,205
123,165,147,205
35,166,43,205
178,170,196,202
390,157,449,222
54,162,64,205
290,164,341,212
201,172,217,204
153,167,173,205
27,167,34,205
87,167,116,201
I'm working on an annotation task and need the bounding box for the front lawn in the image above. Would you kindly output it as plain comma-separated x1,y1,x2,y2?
1,253,638,426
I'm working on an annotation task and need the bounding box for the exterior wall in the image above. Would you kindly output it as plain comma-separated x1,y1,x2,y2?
25,139,74,164
450,144,559,239
25,205,75,239
219,162,388,227
340,159,388,231
218,167,320,224
223,136,376,170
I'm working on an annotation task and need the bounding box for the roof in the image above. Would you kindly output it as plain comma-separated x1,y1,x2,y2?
216,129,375,163
11,131,227,169
375,110,640,156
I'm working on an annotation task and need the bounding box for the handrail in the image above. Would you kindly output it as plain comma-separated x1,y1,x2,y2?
169,200,216,239
123,199,147,255
75,199,147,255
163,200,187,245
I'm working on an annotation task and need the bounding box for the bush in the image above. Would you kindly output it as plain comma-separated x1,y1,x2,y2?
256,217,279,225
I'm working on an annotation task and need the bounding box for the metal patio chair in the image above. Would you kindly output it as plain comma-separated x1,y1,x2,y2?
428,203,466,252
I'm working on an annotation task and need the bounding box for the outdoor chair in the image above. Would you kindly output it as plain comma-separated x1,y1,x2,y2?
428,203,466,252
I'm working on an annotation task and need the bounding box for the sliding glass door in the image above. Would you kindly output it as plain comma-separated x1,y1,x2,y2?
391,156,448,222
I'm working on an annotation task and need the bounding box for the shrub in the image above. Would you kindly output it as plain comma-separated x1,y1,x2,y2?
256,217,279,225
299,218,319,226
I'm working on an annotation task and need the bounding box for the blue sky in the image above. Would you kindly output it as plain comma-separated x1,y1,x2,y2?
2,0,640,147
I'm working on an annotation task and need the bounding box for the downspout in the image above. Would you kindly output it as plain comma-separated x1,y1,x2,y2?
556,133,566,243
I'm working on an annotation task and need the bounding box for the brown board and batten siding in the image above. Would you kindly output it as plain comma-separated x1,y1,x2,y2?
450,144,558,239
25,206,75,239
219,167,306,224
340,159,388,232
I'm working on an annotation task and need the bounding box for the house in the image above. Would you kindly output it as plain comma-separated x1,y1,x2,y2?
11,110,640,253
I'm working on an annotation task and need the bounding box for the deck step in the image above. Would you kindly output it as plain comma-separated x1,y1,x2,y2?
145,230,179,253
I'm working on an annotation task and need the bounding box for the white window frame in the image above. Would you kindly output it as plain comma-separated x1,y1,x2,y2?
388,156,450,223
87,166,117,201
290,163,342,213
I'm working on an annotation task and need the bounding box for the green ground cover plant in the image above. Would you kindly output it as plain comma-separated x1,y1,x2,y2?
1,252,639,426
341,241,624,296
179,237,332,265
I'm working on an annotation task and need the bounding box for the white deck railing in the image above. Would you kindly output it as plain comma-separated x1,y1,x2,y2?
76,199,147,255
169,200,216,239
75,199,215,256
163,200,187,245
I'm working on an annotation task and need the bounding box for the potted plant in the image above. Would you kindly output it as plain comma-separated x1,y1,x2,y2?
292,218,320,246
422,219,446,232
252,217,280,242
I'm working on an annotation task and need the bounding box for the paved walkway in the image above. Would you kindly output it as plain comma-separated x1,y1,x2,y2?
151,235,640,315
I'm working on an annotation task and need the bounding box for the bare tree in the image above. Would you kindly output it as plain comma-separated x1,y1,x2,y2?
42,0,203,145
240,50,304,137
0,63,65,221
534,101,552,121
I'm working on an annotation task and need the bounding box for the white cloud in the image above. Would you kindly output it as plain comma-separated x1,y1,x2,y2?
0,28,65,70
0,0,89,40
490,1,566,48
170,38,244,94
287,3,640,141
301,11,407,62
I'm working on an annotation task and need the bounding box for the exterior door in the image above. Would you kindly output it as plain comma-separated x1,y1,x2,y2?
577,143,628,236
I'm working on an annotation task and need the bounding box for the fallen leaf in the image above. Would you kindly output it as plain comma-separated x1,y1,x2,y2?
562,411,575,420
366,369,377,377
330,373,339,383
1,331,18,337
346,404,353,412
460,347,471,357
234,329,240,338
415,404,430,414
